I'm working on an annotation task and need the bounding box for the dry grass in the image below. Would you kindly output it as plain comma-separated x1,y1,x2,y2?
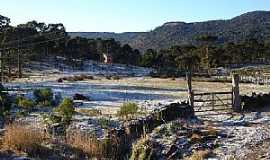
207,127,218,136
2,123,48,155
130,137,152,160
190,133,202,143
66,131,100,157
87,77,270,97
188,150,211,160
66,130,121,159
77,108,102,117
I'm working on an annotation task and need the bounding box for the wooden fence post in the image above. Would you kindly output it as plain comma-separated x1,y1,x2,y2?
232,74,241,111
187,71,194,108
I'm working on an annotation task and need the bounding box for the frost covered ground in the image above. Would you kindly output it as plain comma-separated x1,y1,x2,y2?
2,61,270,159
197,110,270,159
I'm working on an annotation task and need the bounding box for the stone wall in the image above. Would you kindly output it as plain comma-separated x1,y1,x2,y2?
108,102,195,159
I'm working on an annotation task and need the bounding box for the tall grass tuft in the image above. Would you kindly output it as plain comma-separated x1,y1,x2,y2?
2,123,48,155
66,130,122,159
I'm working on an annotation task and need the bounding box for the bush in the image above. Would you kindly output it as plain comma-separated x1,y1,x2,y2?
2,124,47,155
112,75,121,80
15,110,28,118
97,117,110,129
33,88,53,106
42,113,62,125
118,102,139,119
54,98,75,123
16,97,34,109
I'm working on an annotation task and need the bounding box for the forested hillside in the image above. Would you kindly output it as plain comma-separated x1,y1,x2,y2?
1,11,270,77
70,11,270,51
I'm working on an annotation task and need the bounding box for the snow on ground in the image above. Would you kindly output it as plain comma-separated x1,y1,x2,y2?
197,111,270,159
4,81,183,112
24,60,153,77
5,60,270,159
4,61,183,113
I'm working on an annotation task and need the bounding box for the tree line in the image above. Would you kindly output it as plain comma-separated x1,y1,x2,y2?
0,15,141,66
1,14,270,75
140,36,270,76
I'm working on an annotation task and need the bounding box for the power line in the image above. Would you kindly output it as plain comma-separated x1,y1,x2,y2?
0,35,66,51
2,30,66,46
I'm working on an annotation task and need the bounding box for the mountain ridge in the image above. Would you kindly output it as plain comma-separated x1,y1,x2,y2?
69,11,270,51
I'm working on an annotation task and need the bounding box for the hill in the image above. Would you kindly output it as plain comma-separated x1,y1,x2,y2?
69,11,270,51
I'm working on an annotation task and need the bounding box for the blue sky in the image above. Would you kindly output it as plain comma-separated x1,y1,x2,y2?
0,0,269,32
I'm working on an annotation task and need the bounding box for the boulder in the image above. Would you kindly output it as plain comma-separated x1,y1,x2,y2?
57,78,63,83
73,93,90,101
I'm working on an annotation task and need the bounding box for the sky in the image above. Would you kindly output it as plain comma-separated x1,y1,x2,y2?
0,0,270,33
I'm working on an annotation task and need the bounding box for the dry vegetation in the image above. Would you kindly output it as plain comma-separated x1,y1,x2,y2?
84,77,270,98
1,123,48,156
65,130,122,159
187,150,212,160
77,108,102,116
0,124,125,159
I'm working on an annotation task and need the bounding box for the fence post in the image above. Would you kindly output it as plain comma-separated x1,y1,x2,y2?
187,71,194,108
211,93,215,110
232,74,241,111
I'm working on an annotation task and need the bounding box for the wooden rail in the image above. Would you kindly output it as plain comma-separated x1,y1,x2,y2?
186,72,241,112
193,91,231,96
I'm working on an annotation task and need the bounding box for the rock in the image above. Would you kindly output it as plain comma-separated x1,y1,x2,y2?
73,93,90,101
57,78,63,83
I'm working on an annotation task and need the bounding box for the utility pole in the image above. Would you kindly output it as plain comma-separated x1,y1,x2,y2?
17,49,22,78
8,50,11,78
0,50,3,83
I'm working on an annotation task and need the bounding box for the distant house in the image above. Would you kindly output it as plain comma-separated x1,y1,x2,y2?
103,53,113,64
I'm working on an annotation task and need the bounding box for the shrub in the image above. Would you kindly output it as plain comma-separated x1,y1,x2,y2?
112,75,121,80
15,110,28,118
33,88,53,106
54,98,75,123
97,117,110,129
16,97,34,109
42,113,62,125
118,102,139,119
2,124,47,155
